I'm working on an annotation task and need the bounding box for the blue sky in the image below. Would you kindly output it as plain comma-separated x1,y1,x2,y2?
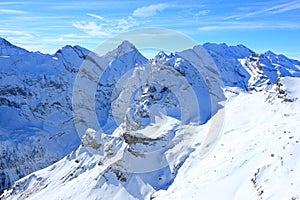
0,0,300,59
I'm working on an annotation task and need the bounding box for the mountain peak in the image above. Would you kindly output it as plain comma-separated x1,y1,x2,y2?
104,40,141,62
156,51,169,58
0,37,10,44
119,40,136,50
0,37,20,49
114,40,137,55
264,50,276,56
203,42,254,59
0,37,28,56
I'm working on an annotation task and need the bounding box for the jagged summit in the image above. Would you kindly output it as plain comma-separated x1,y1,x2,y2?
155,51,171,59
119,40,136,51
152,50,172,64
157,51,169,57
0,37,10,45
55,44,91,60
104,40,138,62
264,50,276,56
203,42,254,58
0,37,28,56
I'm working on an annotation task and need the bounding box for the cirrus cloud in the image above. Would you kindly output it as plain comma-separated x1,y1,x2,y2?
0,9,27,14
73,21,110,37
132,3,169,17
73,16,139,38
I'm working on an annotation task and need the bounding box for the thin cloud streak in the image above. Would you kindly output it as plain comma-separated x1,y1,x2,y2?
133,3,169,17
225,0,300,20
271,1,300,14
0,30,33,38
198,21,300,31
0,9,27,14
87,13,110,22
50,1,133,10
0,2,26,5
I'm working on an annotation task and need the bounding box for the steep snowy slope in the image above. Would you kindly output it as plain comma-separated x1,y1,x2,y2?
154,77,300,200
2,77,300,200
202,43,253,88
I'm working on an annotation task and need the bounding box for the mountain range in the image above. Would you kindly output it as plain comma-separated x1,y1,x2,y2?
0,37,300,199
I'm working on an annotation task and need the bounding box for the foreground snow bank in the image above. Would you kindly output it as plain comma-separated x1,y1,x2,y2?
154,78,300,199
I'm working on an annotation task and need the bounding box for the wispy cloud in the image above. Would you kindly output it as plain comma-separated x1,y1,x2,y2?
0,30,45,52
0,30,93,53
63,34,90,39
132,3,169,17
198,21,300,31
185,8,210,19
73,15,139,37
0,30,32,38
0,9,27,14
87,13,110,22
40,35,90,43
116,16,139,30
73,21,111,37
195,10,210,17
270,0,300,14
225,0,300,20
0,2,26,5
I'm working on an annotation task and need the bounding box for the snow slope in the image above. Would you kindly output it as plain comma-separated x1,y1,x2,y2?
2,77,300,200
1,116,196,200
154,78,300,199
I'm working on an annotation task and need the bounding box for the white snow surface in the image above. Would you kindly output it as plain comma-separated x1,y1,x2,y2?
154,78,300,200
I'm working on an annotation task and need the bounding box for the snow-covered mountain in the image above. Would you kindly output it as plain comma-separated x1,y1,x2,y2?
0,37,300,199
0,38,153,192
0,38,87,192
